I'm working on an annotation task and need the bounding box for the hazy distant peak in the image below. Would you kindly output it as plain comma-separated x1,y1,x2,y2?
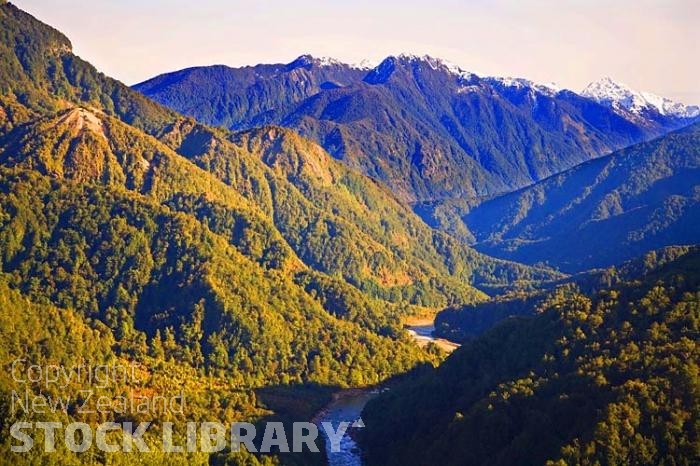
422,55,476,81
363,54,476,84
351,58,377,70
397,54,475,78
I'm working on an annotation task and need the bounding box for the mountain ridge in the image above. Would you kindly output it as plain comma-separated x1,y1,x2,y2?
464,121,700,272
0,1,559,330
360,248,700,465
134,54,695,208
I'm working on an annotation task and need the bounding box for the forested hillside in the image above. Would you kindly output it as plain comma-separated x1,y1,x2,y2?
0,3,560,464
435,246,697,343
2,2,698,465
0,270,333,465
466,123,700,272
0,2,555,302
361,248,700,465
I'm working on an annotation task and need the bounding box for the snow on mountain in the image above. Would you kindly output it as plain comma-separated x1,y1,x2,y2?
410,55,475,81
582,77,700,119
315,56,345,67
363,54,477,84
485,76,563,97
287,54,362,70
352,58,377,70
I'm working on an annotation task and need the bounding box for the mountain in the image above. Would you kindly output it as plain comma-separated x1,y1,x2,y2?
1,4,547,462
133,54,368,130
2,1,697,464
360,248,700,465
582,76,700,126
464,122,700,272
0,0,564,429
134,54,685,208
1,2,559,305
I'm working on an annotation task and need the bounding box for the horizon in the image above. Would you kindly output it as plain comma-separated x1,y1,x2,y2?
13,0,700,105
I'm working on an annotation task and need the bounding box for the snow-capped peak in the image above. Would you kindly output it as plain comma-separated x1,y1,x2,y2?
287,55,380,71
316,56,344,67
287,54,349,69
422,56,475,81
582,77,699,119
386,54,475,80
351,59,377,70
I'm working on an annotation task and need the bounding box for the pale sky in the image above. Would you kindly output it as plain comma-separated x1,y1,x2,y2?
14,0,700,104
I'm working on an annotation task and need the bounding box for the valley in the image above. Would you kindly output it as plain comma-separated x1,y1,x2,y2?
0,1,698,465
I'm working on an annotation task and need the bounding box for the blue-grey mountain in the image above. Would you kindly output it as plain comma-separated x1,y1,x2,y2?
465,123,700,272
135,55,697,206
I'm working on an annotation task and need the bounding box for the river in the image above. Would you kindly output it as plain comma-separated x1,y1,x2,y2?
314,389,379,466
314,323,460,465
405,323,461,353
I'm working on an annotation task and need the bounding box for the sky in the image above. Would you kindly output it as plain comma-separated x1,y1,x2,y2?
14,0,700,104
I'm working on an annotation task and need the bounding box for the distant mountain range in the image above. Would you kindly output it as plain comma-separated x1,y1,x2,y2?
134,55,698,207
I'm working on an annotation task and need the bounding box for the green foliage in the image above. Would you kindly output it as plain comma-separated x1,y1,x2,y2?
361,250,700,465
0,165,440,463
0,168,432,387
0,3,560,310
435,247,699,342
0,5,658,465
0,276,284,465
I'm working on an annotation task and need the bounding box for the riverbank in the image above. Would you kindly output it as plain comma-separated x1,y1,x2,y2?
310,387,374,424
405,323,461,353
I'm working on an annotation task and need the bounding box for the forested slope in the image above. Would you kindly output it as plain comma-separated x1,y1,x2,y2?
466,123,700,272
0,4,556,464
361,249,700,465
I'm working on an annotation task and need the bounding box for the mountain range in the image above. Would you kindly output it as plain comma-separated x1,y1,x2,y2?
134,54,700,272
0,1,699,464
582,76,700,123
135,54,698,210
0,0,560,399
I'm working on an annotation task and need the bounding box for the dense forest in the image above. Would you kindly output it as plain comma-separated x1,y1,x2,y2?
0,3,560,464
435,246,697,342
361,248,700,465
465,123,700,272
0,2,556,301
